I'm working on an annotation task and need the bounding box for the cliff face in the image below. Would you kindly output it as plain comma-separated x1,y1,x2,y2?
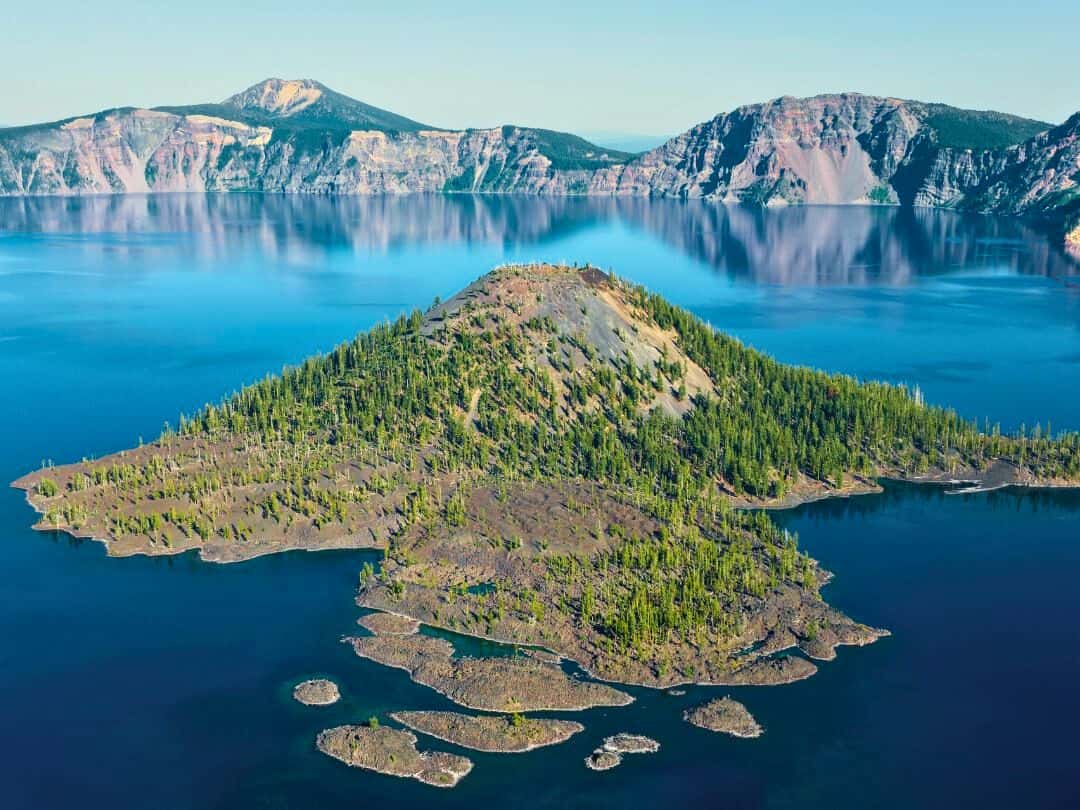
0,103,624,196
593,94,1076,219
0,81,1076,227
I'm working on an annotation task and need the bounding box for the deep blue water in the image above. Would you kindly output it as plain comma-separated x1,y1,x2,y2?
1,194,1078,809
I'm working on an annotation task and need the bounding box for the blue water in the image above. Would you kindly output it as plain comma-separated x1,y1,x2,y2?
1,194,1078,809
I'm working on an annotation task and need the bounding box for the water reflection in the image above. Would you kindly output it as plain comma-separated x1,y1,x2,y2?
0,193,1076,284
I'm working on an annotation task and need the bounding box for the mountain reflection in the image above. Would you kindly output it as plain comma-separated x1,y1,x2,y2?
1,193,1075,284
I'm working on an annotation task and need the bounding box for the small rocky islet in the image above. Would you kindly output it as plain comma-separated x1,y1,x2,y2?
584,733,660,771
390,710,583,753
683,696,763,738
316,725,473,788
584,750,622,771
292,678,341,706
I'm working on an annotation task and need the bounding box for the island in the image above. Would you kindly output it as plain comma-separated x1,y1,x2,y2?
390,710,583,752
14,263,1080,699
347,632,631,712
584,750,622,771
601,733,661,754
292,678,341,706
683,696,763,738
584,733,660,771
316,724,472,788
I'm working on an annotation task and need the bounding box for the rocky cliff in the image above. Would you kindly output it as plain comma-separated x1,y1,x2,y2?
592,94,1077,219
1,80,1076,229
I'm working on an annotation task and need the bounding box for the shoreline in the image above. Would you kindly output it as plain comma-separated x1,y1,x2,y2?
13,482,380,565
354,607,835,693
13,459,1078,565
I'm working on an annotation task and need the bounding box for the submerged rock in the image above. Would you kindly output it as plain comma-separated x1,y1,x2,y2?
683,696,763,738
316,725,472,788
390,710,583,752
292,678,341,706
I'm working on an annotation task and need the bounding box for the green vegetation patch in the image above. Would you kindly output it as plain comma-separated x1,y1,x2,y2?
923,105,1051,150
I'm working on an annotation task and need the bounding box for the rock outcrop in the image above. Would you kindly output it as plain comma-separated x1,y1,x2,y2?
1066,215,1080,257
1,82,1076,230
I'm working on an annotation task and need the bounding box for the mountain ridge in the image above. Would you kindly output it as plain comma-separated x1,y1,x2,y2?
0,79,1076,236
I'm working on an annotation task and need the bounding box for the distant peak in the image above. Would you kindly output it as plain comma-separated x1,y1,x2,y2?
224,78,326,116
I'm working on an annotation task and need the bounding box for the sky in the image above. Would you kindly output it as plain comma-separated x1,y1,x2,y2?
4,1,1079,136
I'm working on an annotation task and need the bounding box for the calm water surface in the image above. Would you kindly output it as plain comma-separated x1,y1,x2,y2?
1,194,1078,809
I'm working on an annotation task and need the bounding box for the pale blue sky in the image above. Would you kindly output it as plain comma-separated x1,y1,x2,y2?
5,1,1078,135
